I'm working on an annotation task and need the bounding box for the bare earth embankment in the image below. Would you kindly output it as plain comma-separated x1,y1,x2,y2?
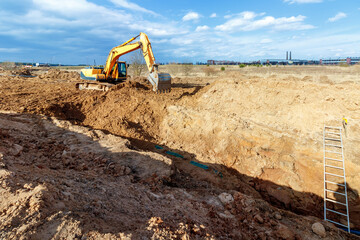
0,66,359,239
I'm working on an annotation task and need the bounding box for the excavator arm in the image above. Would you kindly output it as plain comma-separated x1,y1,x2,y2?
103,32,171,92
104,42,140,79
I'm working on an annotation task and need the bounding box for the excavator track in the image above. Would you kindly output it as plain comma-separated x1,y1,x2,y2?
76,82,114,91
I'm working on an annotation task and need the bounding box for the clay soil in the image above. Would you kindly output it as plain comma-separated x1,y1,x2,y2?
0,67,359,239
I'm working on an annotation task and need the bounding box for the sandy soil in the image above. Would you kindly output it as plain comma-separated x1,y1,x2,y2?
0,67,359,239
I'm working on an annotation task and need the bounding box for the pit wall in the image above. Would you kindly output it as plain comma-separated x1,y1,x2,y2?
160,78,360,204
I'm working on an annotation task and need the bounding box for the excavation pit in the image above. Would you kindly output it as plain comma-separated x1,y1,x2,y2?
0,66,359,239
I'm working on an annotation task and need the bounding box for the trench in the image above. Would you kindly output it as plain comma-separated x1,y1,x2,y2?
1,68,360,237
4,71,356,230
38,82,335,226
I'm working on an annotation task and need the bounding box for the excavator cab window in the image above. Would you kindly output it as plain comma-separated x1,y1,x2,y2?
118,62,127,78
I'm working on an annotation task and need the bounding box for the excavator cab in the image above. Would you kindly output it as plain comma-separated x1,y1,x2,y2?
109,61,127,81
118,62,127,78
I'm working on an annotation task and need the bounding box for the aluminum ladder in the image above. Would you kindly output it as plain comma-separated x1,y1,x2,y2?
323,126,350,232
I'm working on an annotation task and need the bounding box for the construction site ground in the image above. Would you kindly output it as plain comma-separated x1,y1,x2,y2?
0,65,359,239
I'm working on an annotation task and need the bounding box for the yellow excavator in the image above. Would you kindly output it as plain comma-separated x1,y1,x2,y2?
77,32,171,92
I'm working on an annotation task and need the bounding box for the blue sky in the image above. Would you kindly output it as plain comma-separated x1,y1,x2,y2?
0,0,359,64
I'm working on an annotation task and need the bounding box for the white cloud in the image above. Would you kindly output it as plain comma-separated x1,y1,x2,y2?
182,11,201,21
170,38,194,45
210,13,217,18
260,39,273,44
0,48,20,53
109,0,157,15
0,0,180,39
283,0,322,3
250,51,267,57
27,0,131,26
215,11,315,32
328,12,347,22
32,0,120,19
195,25,210,32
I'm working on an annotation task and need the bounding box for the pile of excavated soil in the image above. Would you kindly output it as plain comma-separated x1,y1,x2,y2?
0,112,354,239
12,68,32,76
0,67,32,76
39,79,202,144
38,69,80,80
0,75,81,114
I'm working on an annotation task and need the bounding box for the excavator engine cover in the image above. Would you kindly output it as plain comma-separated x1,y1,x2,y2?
148,72,171,92
95,74,106,80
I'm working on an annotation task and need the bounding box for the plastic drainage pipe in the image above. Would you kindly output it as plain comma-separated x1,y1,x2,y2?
165,151,184,159
338,227,360,236
190,161,209,170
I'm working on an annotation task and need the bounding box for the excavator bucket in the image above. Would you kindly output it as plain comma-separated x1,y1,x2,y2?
148,72,172,92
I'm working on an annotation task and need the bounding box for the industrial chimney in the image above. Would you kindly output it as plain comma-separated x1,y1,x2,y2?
290,51,292,60
286,51,288,60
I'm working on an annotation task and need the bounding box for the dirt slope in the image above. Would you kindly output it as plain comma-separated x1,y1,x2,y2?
161,76,360,228
0,111,355,239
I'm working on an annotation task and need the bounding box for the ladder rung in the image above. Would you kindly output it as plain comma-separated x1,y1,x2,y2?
324,132,341,135
325,144,342,148
325,198,347,206
325,164,343,170
325,157,343,162
326,208,348,217
325,138,341,142
324,126,341,130
325,172,344,178
325,219,349,228
325,150,342,154
325,189,346,196
325,180,345,187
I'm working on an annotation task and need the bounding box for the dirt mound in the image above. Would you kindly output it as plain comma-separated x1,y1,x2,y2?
130,76,151,85
40,77,199,145
11,68,32,76
112,80,150,91
0,67,32,76
38,69,80,80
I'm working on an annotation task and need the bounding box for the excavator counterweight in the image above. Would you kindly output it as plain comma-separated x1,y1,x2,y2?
78,32,171,92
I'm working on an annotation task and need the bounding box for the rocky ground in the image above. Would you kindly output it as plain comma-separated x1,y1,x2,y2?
0,67,359,239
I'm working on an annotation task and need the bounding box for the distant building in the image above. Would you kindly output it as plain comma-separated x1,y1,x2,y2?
207,60,241,65
35,63,50,67
260,59,319,65
320,57,360,65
